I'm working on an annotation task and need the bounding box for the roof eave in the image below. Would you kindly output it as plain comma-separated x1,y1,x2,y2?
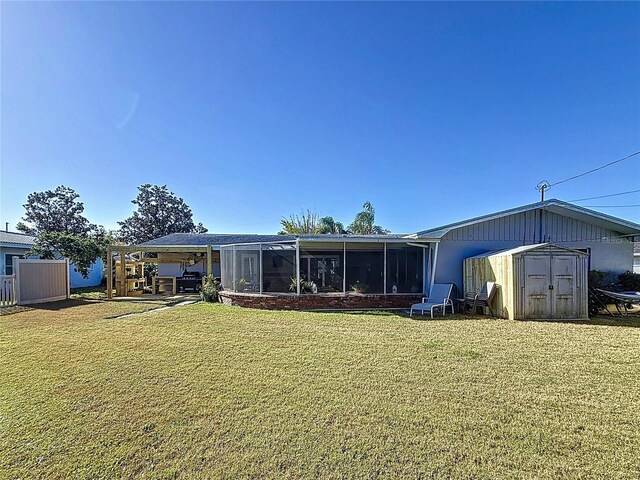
415,199,640,238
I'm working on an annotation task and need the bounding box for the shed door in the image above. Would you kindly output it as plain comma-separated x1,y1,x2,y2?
523,254,578,319
524,256,552,318
551,255,577,319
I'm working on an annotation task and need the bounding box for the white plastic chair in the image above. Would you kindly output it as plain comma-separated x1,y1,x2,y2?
410,284,455,318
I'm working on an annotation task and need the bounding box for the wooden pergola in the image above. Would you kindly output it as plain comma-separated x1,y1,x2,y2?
106,244,213,299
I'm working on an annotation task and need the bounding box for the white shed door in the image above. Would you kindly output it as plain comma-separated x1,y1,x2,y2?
551,255,577,319
524,256,552,318
524,254,578,319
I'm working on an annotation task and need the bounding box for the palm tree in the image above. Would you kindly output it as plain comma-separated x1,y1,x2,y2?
318,216,346,234
278,210,320,234
348,201,389,235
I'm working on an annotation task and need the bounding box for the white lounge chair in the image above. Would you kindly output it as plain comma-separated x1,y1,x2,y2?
410,283,455,318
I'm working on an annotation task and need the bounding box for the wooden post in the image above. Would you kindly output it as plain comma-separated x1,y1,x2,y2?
106,246,112,299
206,244,212,277
119,247,126,296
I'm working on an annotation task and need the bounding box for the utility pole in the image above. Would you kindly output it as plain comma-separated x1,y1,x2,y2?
535,181,550,202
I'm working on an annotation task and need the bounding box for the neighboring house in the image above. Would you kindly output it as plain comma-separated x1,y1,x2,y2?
0,230,104,288
136,199,640,304
0,231,36,276
634,243,640,274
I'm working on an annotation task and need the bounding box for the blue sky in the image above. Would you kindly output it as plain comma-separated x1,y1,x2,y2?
2,2,639,234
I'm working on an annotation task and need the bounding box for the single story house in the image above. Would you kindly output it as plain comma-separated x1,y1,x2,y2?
412,198,638,290
0,230,104,288
118,199,639,309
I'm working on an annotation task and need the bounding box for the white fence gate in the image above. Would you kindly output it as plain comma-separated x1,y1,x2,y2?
0,275,16,307
4,258,70,306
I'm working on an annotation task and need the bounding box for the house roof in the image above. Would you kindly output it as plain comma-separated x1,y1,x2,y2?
414,199,640,239
139,233,297,246
138,232,415,248
0,231,36,248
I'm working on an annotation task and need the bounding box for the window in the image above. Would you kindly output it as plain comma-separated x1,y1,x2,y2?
5,254,14,275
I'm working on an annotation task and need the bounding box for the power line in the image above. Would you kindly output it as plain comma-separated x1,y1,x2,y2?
549,150,640,187
580,205,640,208
567,189,640,202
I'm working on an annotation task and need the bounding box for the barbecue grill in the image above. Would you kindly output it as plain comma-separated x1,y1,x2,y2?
177,271,202,293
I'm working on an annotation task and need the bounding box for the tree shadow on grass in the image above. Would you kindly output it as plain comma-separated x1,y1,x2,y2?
0,298,102,316
306,310,486,322
527,316,640,328
306,309,640,328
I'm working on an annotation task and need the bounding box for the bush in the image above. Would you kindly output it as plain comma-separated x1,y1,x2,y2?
588,270,609,290
618,271,640,292
289,278,316,293
350,281,368,294
201,275,222,302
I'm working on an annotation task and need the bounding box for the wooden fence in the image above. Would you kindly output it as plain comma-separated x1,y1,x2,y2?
0,275,16,307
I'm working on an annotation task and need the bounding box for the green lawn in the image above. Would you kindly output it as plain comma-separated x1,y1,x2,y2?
1,300,639,479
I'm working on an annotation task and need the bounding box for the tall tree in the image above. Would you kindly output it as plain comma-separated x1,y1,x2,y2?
278,210,320,234
16,186,110,277
28,232,102,277
348,201,389,235
118,184,208,244
317,216,347,234
16,186,94,236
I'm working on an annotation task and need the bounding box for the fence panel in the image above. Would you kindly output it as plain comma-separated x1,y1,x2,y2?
14,258,70,305
0,275,16,307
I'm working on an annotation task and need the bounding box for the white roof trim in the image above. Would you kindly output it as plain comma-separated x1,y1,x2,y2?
416,199,640,239
467,243,591,259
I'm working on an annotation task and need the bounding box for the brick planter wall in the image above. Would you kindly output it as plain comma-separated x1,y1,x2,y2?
218,291,423,310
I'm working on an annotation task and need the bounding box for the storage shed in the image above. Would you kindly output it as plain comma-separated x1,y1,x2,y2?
464,243,588,320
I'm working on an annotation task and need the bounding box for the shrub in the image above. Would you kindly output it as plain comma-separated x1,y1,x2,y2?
588,270,609,290
289,278,316,293
618,271,640,292
235,278,247,291
350,281,368,294
201,275,222,302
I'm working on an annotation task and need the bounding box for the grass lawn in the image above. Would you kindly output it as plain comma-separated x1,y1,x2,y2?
1,300,639,479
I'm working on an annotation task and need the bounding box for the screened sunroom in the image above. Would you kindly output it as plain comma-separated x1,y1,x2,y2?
219,237,429,297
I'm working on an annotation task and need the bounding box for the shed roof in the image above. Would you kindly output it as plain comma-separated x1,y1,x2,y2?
414,199,640,239
466,243,589,259
0,231,36,247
